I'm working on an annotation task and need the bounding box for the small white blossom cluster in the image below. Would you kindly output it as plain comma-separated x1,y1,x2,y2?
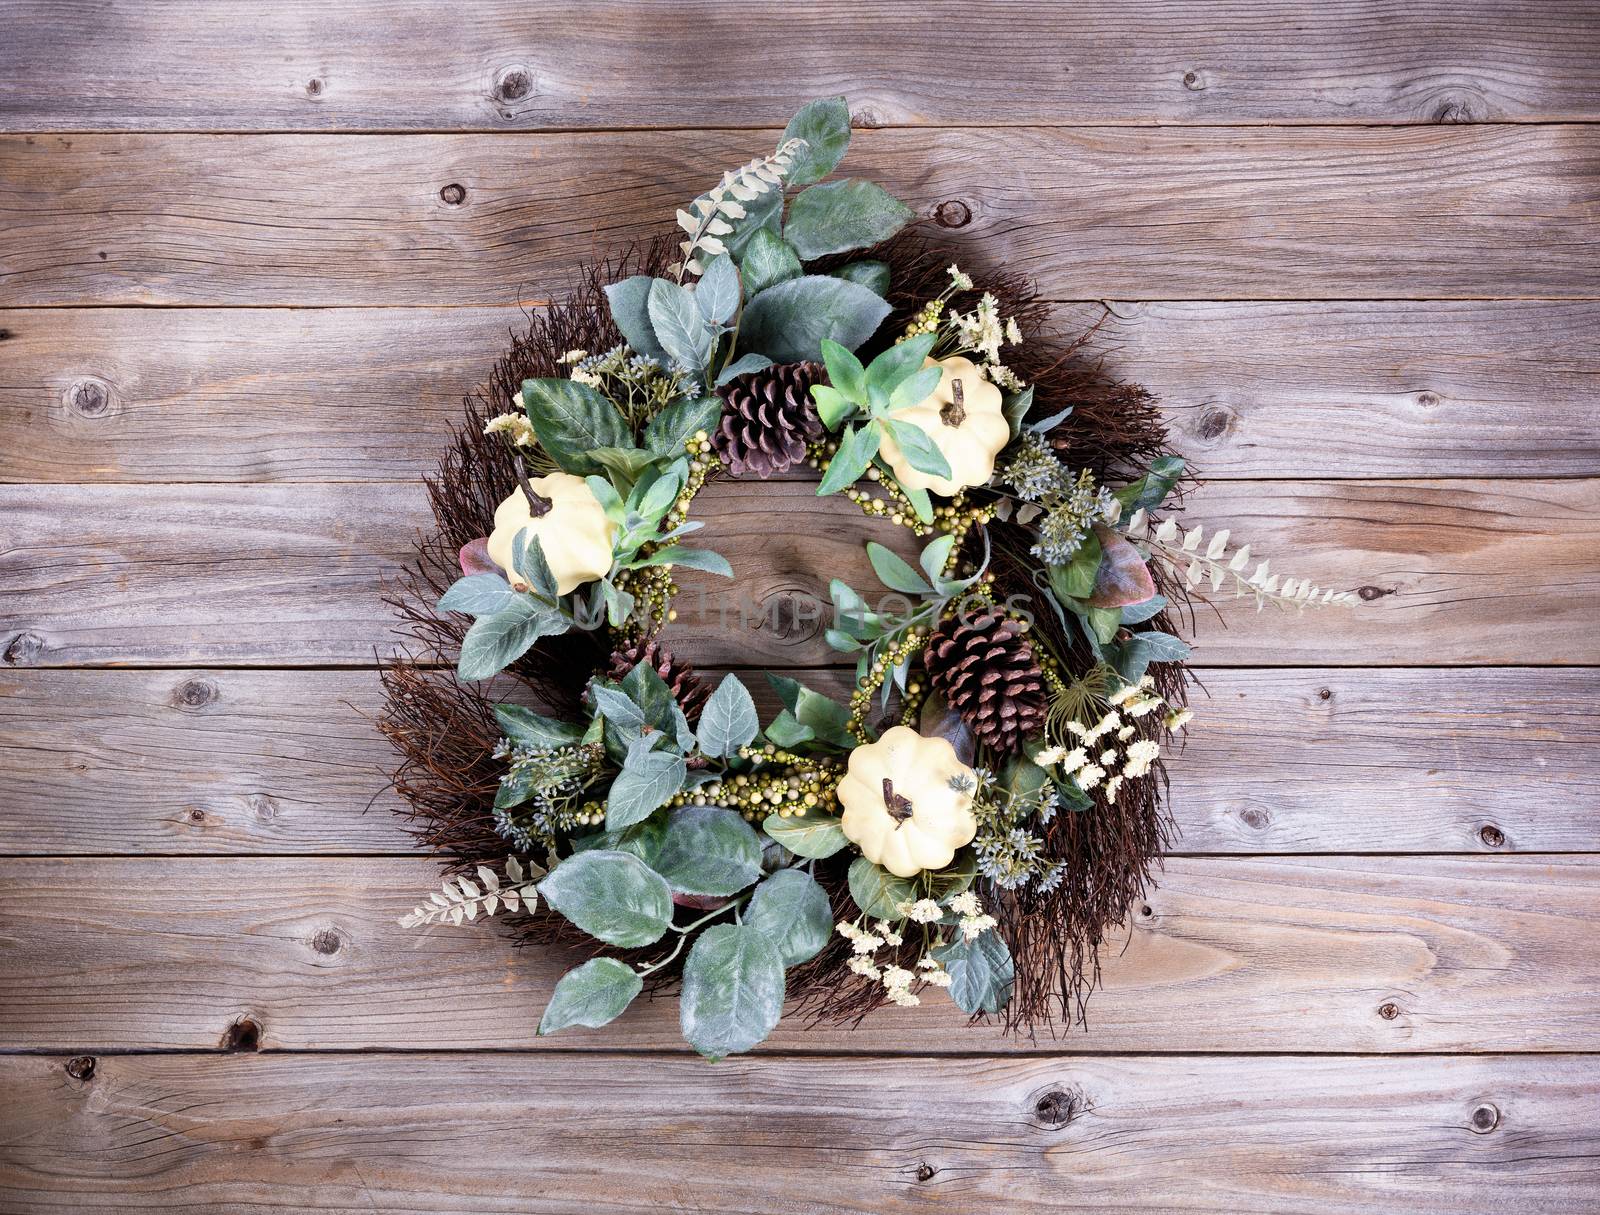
836,886,1000,1007
1034,677,1195,803
946,890,999,942
936,265,1026,389
483,413,535,447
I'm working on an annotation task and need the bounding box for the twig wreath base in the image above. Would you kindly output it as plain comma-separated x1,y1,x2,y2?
379,100,1358,1055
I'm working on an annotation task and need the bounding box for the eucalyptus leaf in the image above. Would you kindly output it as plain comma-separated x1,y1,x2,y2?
738,228,802,297
511,530,558,598
746,869,832,967
680,923,786,1059
762,808,850,859
602,275,667,362
522,378,632,475
539,957,643,1035
819,338,866,404
882,418,952,479
539,849,674,948
816,422,880,496
437,573,520,618
630,545,733,577
698,674,760,758
784,179,915,260
932,930,1014,1014
830,259,890,295
741,275,891,363
457,598,566,681
780,96,852,186
1001,386,1035,438
494,704,584,750
652,805,764,897
866,541,930,595
648,277,712,373
1114,630,1192,683
644,394,723,459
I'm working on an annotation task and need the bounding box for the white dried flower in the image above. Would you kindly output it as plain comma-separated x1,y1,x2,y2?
900,898,943,924
959,913,998,942
483,413,535,447
946,891,983,918
1123,739,1161,778
1077,763,1106,790
947,264,974,291
847,955,881,980
1165,708,1194,730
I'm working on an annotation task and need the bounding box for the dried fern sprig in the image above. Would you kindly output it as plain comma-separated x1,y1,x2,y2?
672,137,807,281
398,856,545,928
1123,509,1361,611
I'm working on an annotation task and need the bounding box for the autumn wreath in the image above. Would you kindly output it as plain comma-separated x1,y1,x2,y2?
381,98,1357,1058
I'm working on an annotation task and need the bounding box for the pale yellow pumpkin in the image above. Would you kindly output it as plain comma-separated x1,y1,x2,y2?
837,725,978,878
486,474,616,596
877,356,1011,497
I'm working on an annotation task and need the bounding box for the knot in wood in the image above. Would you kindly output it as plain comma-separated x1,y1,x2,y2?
1182,70,1206,91
65,1056,96,1081
1470,1103,1500,1133
1137,902,1154,919
221,1016,262,1052
850,106,884,129
1479,824,1505,849
1357,585,1390,602
66,377,113,419
1195,405,1236,441
188,808,207,824
1317,687,1333,700
0,328,12,341
439,183,467,206
305,78,324,97
934,199,972,229
3,632,44,665
1033,1087,1081,1127
1378,1001,1400,1021
310,927,343,955
494,66,533,103
1239,806,1271,831
172,678,218,709
1416,391,1441,409
915,1162,936,1182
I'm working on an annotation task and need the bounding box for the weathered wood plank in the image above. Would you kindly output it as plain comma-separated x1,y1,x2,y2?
2,478,1593,668
2,855,1596,1053
6,1,1600,131
8,300,1600,483
3,667,1594,856
3,1053,1595,1215
5,126,1600,305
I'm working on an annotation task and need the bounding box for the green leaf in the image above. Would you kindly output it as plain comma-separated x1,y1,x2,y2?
521,378,632,475
1121,595,1168,625
865,332,936,395
602,276,667,363
539,957,643,1035
740,275,891,363
652,806,764,897
680,923,786,1059
919,535,956,586
698,674,759,758
494,704,584,750
1087,606,1121,645
695,254,741,325
1052,529,1104,601
538,849,674,948
1114,455,1185,513
620,663,683,737
713,353,774,388
511,530,558,598
816,422,880,496
635,461,685,521
457,598,567,680
866,541,930,594
630,545,733,577
784,179,915,260
719,188,785,258
746,869,832,967
763,710,814,750
1114,630,1191,683
570,816,668,867
766,675,857,749
591,683,648,737
589,445,657,488
887,364,943,412
644,394,722,459
830,260,890,296
606,742,687,831
903,483,934,524
738,228,803,297
1001,386,1035,439
762,808,850,859
648,277,712,373
847,856,916,921
811,384,856,431
780,96,852,187
819,338,867,404
585,474,625,524
882,418,952,479
437,573,519,618
932,931,1014,1014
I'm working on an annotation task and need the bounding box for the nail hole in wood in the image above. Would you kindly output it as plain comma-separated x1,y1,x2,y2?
1470,1103,1499,1133
934,199,972,229
65,1056,95,1081
1138,903,1154,919
915,1163,936,1182
439,183,467,206
221,1016,262,1052
1378,1002,1400,1021
1183,70,1206,90
305,78,323,97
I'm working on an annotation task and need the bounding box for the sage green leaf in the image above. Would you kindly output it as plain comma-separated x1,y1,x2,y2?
738,228,802,297
522,378,632,475
437,573,519,618
865,332,936,395
1120,595,1168,626
539,957,643,1035
762,808,849,859
741,275,891,363
784,179,914,260
697,674,759,758
746,869,832,966
589,445,657,486
680,923,786,1059
585,474,625,523
1114,455,1185,513
538,849,673,948
696,254,741,325
603,275,667,363
606,743,686,831
714,353,774,389
644,393,721,459
635,461,686,520
903,483,934,524
819,338,866,404
830,260,891,296
882,418,952,479
932,931,1015,1014
511,530,558,598
847,856,916,921
866,541,930,594
629,545,733,577
766,674,857,748
652,806,764,897
457,598,566,681
1001,386,1035,439
494,704,584,749
919,534,956,586
780,96,852,186
816,422,880,496
811,385,855,431
1054,528,1104,601
888,363,943,412
1114,630,1191,683
762,711,813,749
621,662,682,736
648,277,712,372
570,815,668,866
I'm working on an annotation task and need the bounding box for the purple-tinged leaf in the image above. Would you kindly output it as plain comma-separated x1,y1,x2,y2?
1088,525,1157,609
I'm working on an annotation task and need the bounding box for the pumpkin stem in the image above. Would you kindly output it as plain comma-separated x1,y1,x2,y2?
513,460,554,517
882,778,915,827
940,377,966,428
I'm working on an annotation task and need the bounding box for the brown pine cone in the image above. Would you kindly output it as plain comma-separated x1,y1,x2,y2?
606,633,711,724
712,361,825,478
923,608,1048,754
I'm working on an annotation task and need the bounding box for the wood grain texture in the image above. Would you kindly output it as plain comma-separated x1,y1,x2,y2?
2,478,1594,668
6,1,1600,131
8,300,1600,483
6,126,1600,305
3,1052,1595,1215
4,666,1595,856
3,854,1597,1054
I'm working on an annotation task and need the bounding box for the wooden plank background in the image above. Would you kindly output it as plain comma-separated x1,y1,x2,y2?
2,3,1598,1211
